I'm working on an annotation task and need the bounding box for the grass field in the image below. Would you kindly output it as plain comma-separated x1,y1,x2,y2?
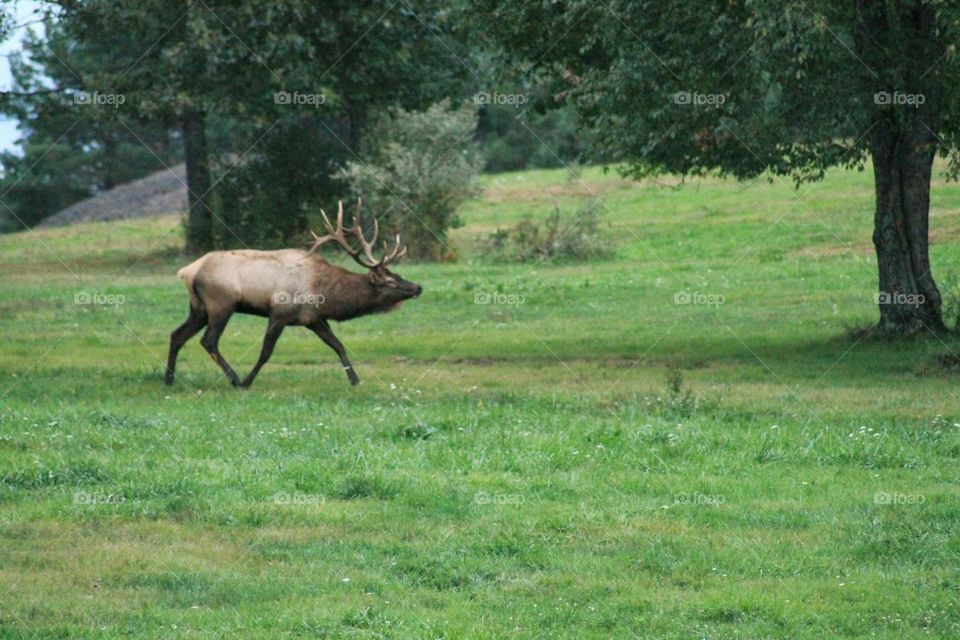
2,164,960,638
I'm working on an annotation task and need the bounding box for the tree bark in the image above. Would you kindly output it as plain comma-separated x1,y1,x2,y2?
181,106,212,255
869,113,945,335
101,131,118,190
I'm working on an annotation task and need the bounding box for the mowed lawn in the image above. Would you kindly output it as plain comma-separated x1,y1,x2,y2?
2,164,960,638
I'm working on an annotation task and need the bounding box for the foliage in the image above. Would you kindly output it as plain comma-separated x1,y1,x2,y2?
8,0,476,250
940,270,960,330
337,100,483,261
476,1,957,180
209,116,351,250
477,0,960,333
478,199,611,263
200,0,476,251
0,143,92,231
0,25,182,230
478,103,590,173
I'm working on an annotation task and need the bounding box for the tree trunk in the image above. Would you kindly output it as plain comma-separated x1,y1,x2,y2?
869,113,945,335
181,106,212,255
101,131,118,190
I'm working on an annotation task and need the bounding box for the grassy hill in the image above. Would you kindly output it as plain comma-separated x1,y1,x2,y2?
1,165,960,638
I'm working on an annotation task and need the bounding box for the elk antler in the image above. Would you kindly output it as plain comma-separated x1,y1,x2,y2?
308,199,406,268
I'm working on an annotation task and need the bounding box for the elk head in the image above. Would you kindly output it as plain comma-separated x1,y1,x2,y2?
308,199,422,309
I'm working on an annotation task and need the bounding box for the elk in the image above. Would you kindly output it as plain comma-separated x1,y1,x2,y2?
165,200,422,388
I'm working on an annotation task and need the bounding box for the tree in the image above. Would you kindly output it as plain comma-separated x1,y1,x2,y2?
0,24,182,230
478,102,590,173
40,0,475,253
36,0,325,253
205,0,477,252
479,1,960,335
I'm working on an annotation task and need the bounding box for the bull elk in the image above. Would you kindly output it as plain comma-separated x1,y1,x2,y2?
165,200,421,388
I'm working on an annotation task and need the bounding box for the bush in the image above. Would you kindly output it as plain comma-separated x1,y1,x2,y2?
940,270,960,330
478,199,613,264
336,100,482,261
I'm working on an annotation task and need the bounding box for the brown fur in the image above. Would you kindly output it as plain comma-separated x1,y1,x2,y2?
165,248,421,388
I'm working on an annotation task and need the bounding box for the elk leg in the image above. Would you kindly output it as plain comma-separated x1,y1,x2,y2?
240,319,286,388
200,311,242,387
308,321,360,385
165,306,208,384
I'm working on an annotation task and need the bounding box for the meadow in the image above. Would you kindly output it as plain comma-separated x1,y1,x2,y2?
1,164,960,638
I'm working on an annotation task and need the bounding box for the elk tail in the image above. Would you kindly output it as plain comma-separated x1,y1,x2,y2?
176,256,207,310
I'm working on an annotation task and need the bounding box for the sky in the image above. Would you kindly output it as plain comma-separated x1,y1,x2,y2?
1,1,43,154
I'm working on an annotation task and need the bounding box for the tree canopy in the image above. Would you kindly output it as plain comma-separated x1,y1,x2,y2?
479,0,960,334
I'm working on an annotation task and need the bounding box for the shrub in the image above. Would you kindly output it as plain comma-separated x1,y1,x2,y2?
940,270,960,330
479,199,613,263
336,100,483,261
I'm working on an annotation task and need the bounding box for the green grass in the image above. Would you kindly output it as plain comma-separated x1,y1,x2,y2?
2,163,960,638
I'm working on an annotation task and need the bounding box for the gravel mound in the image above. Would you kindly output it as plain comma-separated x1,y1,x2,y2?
40,163,187,227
